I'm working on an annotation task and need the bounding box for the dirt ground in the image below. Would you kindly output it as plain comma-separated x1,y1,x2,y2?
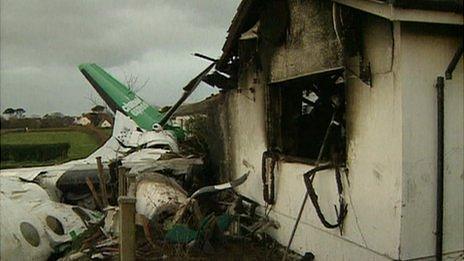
134,236,291,261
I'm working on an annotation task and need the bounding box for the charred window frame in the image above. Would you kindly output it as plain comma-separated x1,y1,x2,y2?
265,70,346,164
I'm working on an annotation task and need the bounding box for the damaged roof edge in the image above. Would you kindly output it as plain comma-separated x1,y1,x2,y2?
333,0,463,25
216,0,263,72
389,0,463,13
218,0,462,74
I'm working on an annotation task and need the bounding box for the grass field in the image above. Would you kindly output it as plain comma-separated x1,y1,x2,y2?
0,129,110,168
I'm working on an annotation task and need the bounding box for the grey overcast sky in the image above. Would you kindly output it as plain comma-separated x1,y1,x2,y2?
0,0,240,116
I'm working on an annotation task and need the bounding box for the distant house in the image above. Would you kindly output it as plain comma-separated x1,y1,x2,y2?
97,113,113,128
75,116,91,126
171,115,192,130
98,119,112,128
75,112,113,128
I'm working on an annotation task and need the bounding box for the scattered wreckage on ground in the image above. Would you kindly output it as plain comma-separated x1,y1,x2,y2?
0,63,281,260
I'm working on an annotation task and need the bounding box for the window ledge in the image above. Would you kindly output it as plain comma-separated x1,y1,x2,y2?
279,154,330,166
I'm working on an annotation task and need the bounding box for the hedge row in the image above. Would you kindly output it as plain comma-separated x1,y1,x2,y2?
1,143,70,162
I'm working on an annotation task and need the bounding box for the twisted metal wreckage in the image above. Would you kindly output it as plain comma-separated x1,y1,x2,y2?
0,63,252,260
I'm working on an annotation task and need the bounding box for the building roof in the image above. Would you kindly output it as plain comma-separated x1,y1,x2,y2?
217,0,463,70
216,0,264,72
333,0,463,24
386,0,463,12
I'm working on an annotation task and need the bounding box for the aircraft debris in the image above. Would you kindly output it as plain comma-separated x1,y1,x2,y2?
0,176,103,260
190,172,249,199
135,173,188,223
0,62,283,260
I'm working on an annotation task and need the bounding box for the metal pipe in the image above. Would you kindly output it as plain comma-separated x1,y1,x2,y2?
158,63,215,127
445,43,463,80
283,113,337,260
193,53,218,62
435,43,462,260
435,76,444,261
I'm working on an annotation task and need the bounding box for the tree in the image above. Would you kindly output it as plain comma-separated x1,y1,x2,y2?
15,108,26,118
3,108,15,116
0,115,8,129
124,72,149,93
91,105,106,113
86,92,105,107
48,112,64,118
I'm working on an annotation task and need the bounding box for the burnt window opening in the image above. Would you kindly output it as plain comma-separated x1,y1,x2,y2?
266,70,346,163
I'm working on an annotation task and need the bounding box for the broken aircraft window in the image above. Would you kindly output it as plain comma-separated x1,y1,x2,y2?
46,216,65,235
20,222,41,247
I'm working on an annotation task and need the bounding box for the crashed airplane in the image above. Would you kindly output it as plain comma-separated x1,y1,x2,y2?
0,62,248,260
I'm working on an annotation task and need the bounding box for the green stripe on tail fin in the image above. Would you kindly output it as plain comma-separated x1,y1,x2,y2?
79,63,183,139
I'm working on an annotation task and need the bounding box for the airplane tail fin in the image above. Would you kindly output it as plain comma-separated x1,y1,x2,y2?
79,62,215,140
79,63,164,132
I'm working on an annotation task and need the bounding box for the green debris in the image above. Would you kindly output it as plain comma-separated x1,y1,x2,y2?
165,214,233,244
165,224,197,243
217,214,233,232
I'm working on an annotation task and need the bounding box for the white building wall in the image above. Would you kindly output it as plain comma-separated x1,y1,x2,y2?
226,14,405,260
398,23,464,260
221,5,463,259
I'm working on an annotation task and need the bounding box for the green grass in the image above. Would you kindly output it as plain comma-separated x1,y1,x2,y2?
102,128,113,137
0,130,101,168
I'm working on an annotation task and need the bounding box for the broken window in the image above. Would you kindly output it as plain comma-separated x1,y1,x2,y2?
266,70,346,163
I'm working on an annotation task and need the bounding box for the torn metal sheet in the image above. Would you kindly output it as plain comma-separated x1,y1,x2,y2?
121,148,164,164
0,167,47,182
190,172,249,198
127,157,203,176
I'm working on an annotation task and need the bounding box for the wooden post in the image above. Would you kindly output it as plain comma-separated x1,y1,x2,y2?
118,196,136,261
126,172,137,197
118,167,127,197
96,156,109,207
85,177,103,210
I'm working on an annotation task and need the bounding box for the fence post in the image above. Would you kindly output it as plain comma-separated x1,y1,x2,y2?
96,156,109,207
126,172,137,197
118,167,127,197
118,196,136,261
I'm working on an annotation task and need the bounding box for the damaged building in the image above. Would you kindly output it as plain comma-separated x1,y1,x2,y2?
1,1,462,260
188,0,464,260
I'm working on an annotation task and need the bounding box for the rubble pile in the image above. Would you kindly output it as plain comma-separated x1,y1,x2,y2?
1,141,287,260
0,63,290,260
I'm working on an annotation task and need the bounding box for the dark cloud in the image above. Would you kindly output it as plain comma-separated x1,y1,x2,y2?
0,0,239,115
